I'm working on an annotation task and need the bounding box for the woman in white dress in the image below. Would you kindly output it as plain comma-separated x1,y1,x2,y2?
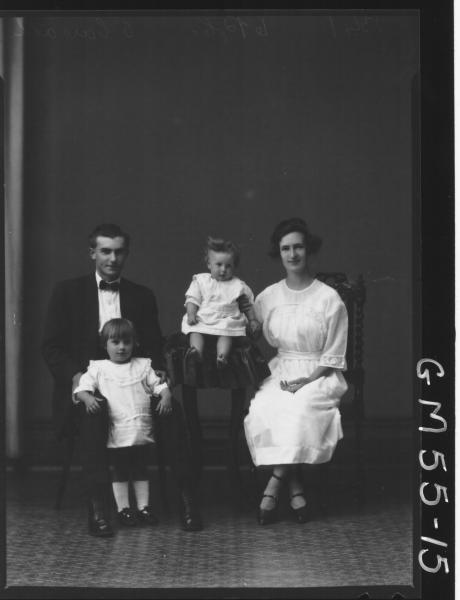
244,218,348,525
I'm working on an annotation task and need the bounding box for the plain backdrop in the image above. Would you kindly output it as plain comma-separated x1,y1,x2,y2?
18,13,419,422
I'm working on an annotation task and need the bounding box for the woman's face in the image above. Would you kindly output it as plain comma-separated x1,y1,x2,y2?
279,231,308,274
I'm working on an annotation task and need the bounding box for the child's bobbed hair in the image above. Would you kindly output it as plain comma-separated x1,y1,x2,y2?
100,318,139,349
205,236,240,267
268,218,322,259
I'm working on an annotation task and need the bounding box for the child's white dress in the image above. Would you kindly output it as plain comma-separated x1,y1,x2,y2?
74,358,168,448
181,273,255,337
244,279,348,465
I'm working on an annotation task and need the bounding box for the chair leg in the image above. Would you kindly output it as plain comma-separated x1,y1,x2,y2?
229,389,252,506
182,385,203,482
55,435,74,510
354,402,365,504
154,416,169,512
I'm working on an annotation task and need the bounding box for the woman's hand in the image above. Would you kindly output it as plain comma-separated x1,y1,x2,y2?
280,377,310,393
247,318,262,339
156,388,173,416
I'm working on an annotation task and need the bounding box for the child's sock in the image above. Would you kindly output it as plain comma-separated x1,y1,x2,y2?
133,480,149,509
112,481,130,511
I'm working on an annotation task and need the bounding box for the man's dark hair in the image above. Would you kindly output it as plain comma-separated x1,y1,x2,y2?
88,224,130,250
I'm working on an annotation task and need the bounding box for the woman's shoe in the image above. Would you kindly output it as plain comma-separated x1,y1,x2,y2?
257,473,284,525
257,494,279,525
289,492,308,524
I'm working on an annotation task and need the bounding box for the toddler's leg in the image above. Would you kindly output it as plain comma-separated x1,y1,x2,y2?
189,332,205,358
132,446,158,525
185,333,204,386
111,447,138,527
216,336,232,365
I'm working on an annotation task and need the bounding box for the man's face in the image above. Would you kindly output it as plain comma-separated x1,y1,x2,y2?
90,236,128,281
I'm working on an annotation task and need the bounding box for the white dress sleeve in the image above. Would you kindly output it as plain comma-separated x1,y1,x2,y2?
253,289,267,323
319,293,349,370
184,275,203,307
73,361,99,403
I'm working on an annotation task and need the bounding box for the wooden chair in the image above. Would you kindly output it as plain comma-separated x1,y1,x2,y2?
316,272,366,473
163,334,270,503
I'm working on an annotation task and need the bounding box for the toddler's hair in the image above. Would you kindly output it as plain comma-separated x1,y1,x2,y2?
205,236,240,267
100,318,138,349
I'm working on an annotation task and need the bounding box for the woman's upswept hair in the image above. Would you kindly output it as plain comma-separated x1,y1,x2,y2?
268,218,322,259
204,236,240,267
100,318,138,349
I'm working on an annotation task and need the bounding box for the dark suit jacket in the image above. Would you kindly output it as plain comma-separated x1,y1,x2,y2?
42,274,164,430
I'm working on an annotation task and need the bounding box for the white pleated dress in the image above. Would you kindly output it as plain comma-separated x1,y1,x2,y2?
181,273,255,337
244,279,348,466
74,358,168,449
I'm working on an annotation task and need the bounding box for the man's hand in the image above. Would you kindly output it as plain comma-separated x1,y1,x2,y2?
154,370,168,384
72,372,83,393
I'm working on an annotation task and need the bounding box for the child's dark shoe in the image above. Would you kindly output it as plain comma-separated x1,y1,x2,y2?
136,506,159,526
117,507,138,527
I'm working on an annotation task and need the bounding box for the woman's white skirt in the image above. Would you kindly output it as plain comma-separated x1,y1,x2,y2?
244,353,348,466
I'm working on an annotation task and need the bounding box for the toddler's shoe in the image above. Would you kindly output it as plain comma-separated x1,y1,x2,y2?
136,506,159,526
117,507,138,527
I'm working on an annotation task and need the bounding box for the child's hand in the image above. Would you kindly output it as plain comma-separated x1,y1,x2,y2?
81,393,103,414
187,314,198,325
156,388,173,416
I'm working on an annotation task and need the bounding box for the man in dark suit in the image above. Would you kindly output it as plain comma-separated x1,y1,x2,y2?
42,223,202,536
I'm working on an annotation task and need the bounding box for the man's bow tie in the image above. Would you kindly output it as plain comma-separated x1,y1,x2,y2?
99,280,120,292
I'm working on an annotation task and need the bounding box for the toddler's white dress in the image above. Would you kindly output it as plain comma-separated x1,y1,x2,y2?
244,279,348,465
181,273,254,337
74,358,168,448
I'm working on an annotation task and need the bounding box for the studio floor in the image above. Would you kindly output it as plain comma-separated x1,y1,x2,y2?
5,462,416,598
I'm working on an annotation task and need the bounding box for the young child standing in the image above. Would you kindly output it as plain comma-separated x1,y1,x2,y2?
181,236,260,368
74,318,171,528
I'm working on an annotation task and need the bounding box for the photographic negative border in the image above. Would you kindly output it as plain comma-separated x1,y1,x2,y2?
1,2,454,599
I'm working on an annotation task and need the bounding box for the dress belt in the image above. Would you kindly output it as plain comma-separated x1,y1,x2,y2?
277,350,322,360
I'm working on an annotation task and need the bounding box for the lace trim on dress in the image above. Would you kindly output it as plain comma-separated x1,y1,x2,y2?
320,354,346,369
92,358,153,386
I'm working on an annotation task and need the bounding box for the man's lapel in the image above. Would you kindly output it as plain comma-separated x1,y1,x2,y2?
119,278,133,320
83,274,100,344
